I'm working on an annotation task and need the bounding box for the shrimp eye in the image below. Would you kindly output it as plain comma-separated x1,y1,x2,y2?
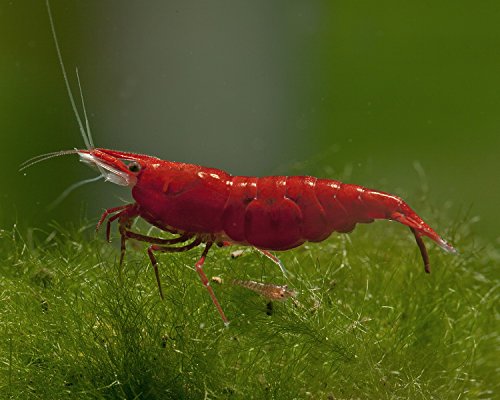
128,161,141,173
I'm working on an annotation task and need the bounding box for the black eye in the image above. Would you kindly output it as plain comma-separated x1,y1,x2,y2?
128,162,141,173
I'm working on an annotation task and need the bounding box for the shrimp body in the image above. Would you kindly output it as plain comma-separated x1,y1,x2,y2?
95,148,453,255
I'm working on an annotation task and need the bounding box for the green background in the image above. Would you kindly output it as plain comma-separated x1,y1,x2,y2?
2,1,499,242
1,2,499,398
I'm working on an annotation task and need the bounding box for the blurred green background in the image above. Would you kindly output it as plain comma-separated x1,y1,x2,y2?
2,1,499,243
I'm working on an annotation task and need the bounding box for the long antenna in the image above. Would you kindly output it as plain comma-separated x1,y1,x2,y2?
45,0,93,150
75,68,95,148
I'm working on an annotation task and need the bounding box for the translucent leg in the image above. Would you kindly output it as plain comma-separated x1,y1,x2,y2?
255,248,288,276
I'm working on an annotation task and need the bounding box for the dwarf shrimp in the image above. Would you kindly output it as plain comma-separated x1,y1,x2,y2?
232,279,297,302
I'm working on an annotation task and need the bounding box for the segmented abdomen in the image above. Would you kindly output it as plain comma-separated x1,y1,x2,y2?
221,176,388,250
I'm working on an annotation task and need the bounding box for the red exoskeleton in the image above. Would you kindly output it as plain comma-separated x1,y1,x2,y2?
23,1,456,325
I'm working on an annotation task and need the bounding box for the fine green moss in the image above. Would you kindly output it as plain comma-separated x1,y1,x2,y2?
0,212,497,399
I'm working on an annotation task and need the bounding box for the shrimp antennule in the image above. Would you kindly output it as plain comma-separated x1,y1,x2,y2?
19,149,80,171
46,0,94,151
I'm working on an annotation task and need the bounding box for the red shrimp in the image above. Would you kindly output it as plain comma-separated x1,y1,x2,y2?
23,1,456,325
26,148,455,324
